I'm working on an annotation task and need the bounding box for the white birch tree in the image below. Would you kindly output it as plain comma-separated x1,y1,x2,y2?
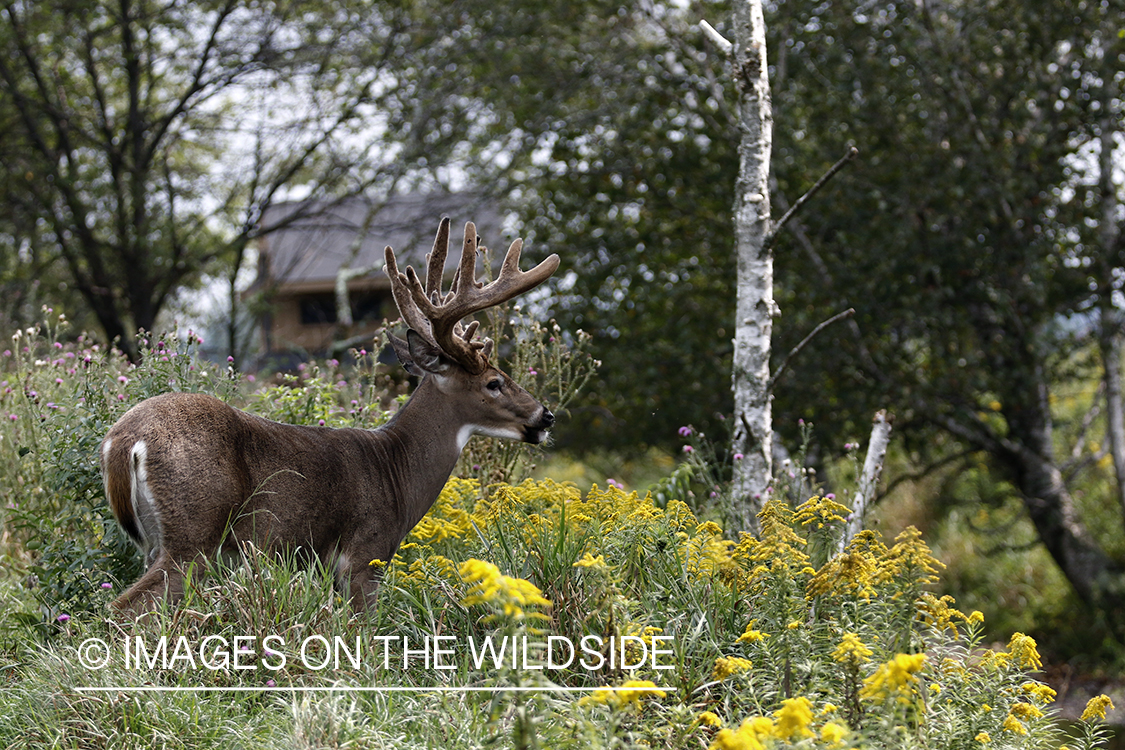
728,0,775,534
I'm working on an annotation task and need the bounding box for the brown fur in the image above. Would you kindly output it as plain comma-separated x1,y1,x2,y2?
102,438,140,544
103,218,558,616
101,343,553,616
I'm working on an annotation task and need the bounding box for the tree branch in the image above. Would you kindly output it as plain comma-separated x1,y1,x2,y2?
699,19,733,54
768,307,854,391
881,448,975,500
766,146,858,248
839,410,894,553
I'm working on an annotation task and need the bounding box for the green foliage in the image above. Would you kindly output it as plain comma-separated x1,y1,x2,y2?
2,315,241,621
0,0,519,355
0,477,1114,749
458,311,600,489
0,311,1116,747
247,355,396,431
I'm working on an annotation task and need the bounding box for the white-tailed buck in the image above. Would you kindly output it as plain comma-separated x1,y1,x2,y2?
101,218,559,614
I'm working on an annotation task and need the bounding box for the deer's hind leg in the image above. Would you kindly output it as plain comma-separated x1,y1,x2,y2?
110,550,205,618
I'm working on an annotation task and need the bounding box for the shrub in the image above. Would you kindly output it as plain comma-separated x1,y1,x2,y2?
0,313,1113,748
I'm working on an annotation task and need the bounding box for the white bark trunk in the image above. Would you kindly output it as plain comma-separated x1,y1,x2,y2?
1103,329,1125,518
1097,108,1125,519
729,0,774,535
840,410,893,553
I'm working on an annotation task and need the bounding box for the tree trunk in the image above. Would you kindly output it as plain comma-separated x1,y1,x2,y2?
1004,401,1125,640
839,410,893,552
1097,101,1125,520
1103,323,1125,520
983,352,1125,641
729,0,774,536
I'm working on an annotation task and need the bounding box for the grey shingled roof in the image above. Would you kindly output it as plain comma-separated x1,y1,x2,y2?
258,193,508,287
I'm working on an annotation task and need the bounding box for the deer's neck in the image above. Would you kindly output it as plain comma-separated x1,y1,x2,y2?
377,376,469,535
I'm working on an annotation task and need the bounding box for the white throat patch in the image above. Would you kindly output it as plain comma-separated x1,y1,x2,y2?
456,424,523,452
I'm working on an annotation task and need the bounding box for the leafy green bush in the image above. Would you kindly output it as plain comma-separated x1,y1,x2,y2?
3,318,242,621
0,312,1116,749
0,476,1116,749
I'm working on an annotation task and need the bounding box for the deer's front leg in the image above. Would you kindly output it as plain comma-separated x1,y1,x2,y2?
338,544,394,613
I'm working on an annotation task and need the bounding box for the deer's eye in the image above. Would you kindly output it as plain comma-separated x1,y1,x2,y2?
486,378,503,393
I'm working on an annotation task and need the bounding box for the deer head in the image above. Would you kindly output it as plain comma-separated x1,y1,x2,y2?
383,218,560,444
102,216,562,616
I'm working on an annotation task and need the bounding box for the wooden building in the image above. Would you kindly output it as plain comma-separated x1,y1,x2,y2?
248,193,504,365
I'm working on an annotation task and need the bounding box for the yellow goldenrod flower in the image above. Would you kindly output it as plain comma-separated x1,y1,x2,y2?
666,499,699,532
982,703,993,712
978,650,1012,671
787,620,802,630
687,532,736,580
368,558,388,568
410,479,479,543
573,552,609,570
1007,632,1042,671
698,520,724,536
709,717,775,750
794,495,853,528
459,558,551,620
807,531,884,599
968,610,985,624
736,622,768,644
773,696,815,741
1081,695,1114,721
821,702,839,715
1002,715,1028,735
712,656,754,680
860,653,926,702
1009,702,1044,721
1019,680,1056,704
880,526,945,586
746,500,812,586
975,731,991,743
697,711,723,728
832,632,874,668
820,721,847,747
918,593,971,635
579,680,666,710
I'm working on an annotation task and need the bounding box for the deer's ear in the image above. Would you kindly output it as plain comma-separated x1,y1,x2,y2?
391,330,451,376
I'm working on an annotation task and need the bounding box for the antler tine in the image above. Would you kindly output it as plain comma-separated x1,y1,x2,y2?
425,217,451,299
457,221,482,293
497,237,561,294
386,219,560,373
384,245,435,343
427,223,560,331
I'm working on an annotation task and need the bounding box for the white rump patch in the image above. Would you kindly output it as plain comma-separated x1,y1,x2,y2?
129,441,163,559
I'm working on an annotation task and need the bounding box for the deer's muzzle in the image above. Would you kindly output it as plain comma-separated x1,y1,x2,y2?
523,408,555,445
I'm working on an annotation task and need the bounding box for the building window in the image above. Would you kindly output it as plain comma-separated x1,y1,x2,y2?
299,294,337,325
298,291,390,327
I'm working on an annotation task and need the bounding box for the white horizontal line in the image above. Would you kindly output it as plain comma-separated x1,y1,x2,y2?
74,685,676,694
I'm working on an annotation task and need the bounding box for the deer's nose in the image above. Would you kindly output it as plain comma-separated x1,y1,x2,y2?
540,408,555,427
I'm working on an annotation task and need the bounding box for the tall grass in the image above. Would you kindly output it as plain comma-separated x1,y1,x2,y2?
0,312,1115,749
